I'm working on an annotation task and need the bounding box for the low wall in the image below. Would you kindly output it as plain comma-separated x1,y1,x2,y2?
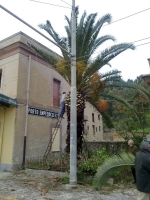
86,141,126,154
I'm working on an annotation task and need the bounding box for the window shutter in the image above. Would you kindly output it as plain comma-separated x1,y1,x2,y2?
53,79,60,107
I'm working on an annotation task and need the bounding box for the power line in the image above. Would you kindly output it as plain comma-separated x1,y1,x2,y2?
0,4,71,55
29,1,150,26
74,36,150,62
33,35,150,63
35,9,150,52
30,1,150,25
103,7,150,27
1,39,150,85
60,0,72,7
1,37,150,70
29,0,71,9
136,41,150,47
49,40,150,68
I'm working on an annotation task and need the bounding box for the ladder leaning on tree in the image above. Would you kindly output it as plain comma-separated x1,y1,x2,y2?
43,117,62,160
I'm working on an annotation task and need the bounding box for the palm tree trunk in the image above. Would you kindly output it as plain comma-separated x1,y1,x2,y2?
65,91,85,155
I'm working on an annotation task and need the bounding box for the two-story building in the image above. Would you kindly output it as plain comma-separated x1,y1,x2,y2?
0,32,103,171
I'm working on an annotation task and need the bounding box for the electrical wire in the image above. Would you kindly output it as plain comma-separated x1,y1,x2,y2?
60,0,72,7
74,36,150,61
29,0,150,26
1,34,148,66
0,37,150,85
1,37,150,72
103,7,150,27
1,35,150,71
136,41,150,47
29,0,71,9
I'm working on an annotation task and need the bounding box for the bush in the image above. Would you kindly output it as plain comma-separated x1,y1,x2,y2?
77,148,111,180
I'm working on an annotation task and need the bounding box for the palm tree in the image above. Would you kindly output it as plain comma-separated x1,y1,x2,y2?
29,9,136,154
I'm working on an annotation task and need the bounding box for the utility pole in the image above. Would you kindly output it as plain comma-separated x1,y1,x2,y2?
70,0,77,186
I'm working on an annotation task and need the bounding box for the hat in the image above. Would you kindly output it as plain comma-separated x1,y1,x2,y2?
140,141,150,150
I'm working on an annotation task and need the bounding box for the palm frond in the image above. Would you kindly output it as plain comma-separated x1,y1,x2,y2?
93,152,135,190
101,70,121,82
39,20,69,60
85,43,135,76
93,13,112,33
89,35,116,57
101,92,139,120
100,111,114,128
79,13,97,58
106,81,150,105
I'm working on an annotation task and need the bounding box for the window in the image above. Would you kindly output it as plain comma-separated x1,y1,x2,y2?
87,125,89,130
99,126,101,132
83,124,84,134
92,113,94,122
53,79,60,107
92,125,95,135
98,114,100,120
96,127,97,132
0,69,2,87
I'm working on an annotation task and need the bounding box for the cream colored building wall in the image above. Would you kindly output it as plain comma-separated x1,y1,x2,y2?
13,53,69,161
0,54,19,98
0,107,15,165
0,32,104,166
84,102,103,141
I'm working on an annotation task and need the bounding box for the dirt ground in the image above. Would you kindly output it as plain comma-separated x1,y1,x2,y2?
0,171,137,200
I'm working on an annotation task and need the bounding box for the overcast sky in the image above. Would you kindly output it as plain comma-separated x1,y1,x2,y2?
0,0,150,81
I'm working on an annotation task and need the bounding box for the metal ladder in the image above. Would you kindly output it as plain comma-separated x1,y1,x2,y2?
43,117,62,160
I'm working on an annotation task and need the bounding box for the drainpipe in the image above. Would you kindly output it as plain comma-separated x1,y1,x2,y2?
22,55,31,169
0,107,5,162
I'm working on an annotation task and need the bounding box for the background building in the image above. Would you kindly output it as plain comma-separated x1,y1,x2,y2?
0,32,103,171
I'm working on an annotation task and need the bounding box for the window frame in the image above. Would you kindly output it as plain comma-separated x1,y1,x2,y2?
0,69,2,88
53,78,61,107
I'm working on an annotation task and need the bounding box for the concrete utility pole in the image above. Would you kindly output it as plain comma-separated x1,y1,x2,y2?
70,0,77,186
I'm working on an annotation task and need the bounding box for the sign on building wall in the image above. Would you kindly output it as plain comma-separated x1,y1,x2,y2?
28,107,58,119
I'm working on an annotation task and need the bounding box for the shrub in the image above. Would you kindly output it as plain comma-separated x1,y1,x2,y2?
77,148,111,180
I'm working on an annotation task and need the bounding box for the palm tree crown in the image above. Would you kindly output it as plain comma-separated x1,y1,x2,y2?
29,9,136,153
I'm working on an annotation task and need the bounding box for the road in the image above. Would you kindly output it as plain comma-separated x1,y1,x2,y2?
0,171,137,200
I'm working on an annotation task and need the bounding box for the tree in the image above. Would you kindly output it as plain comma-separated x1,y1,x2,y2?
29,9,136,154
111,79,150,144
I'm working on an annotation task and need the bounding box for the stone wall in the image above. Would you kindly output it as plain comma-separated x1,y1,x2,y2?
86,141,127,154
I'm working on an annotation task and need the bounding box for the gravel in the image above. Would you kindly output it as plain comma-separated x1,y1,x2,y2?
0,171,137,200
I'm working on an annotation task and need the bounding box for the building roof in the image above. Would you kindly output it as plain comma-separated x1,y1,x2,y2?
0,94,18,107
141,74,150,78
0,31,62,60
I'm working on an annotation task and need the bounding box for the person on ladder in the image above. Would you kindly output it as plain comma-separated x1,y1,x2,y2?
58,92,66,118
